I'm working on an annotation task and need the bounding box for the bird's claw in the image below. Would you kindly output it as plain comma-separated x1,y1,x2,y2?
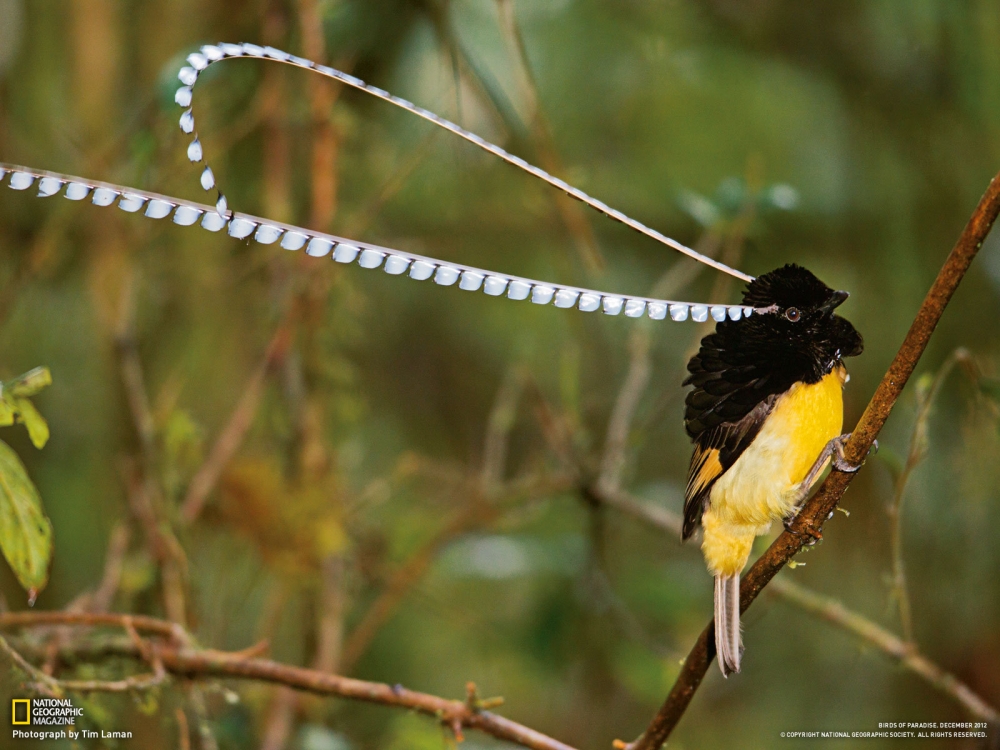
783,514,823,543
830,434,878,474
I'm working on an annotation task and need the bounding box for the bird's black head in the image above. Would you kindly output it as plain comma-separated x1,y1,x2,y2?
736,264,863,380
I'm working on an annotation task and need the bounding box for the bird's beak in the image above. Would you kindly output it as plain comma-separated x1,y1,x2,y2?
821,290,849,314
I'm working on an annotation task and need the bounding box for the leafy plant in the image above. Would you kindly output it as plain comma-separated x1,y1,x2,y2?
0,366,54,597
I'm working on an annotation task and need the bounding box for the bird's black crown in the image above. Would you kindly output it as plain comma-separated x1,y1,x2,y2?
743,263,839,310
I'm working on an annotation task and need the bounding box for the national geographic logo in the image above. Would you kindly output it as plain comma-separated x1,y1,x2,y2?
11,698,133,741
11,699,29,725
10,698,83,725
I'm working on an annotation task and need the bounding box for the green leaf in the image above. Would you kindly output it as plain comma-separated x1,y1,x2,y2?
6,367,52,398
0,439,53,593
0,399,14,426
13,398,49,449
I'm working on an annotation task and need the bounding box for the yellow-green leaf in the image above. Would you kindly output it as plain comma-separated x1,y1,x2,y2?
0,440,53,592
6,367,52,398
13,398,49,449
0,398,14,426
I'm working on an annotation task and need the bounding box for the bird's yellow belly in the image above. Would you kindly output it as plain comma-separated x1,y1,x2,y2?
701,366,845,576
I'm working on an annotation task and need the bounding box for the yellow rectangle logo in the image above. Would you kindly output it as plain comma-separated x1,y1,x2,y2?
12,698,31,725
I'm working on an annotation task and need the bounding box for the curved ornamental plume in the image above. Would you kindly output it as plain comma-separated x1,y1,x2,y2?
0,163,752,324
1,40,762,324
175,42,753,284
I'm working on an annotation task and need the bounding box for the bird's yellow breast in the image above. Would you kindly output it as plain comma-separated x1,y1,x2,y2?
701,365,846,575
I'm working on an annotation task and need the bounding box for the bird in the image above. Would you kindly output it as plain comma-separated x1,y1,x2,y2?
681,264,864,676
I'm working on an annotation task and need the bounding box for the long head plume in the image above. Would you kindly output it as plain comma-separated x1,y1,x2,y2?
175,43,753,284
2,42,760,325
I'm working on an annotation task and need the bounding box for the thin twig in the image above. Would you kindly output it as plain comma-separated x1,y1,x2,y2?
40,523,130,675
176,707,191,750
163,647,577,750
593,485,683,537
123,461,189,625
769,579,999,723
0,610,191,643
0,632,60,697
0,631,167,695
627,169,1000,749
90,522,130,614
115,270,189,624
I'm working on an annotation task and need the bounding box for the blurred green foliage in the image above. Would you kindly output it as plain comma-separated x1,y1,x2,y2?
1,1,999,748
0,367,53,593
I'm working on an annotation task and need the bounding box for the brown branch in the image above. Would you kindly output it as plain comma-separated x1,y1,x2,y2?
0,610,190,643
627,169,1000,749
0,612,579,750
592,482,1000,731
0,632,61,697
39,523,130,675
769,579,1000,724
176,707,191,750
0,626,167,695
123,461,189,625
163,648,577,750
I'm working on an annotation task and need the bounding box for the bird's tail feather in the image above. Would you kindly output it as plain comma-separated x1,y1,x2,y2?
714,573,742,676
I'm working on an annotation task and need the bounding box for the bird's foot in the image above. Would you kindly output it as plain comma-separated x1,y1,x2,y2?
783,512,823,543
830,434,880,473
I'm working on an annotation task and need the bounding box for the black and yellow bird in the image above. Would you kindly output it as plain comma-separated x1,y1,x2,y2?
682,264,863,676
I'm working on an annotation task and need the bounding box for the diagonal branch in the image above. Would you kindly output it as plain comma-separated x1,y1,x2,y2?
769,579,999,724
597,476,1000,732
627,169,1000,749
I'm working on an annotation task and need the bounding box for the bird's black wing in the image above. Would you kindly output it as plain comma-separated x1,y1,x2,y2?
681,321,798,539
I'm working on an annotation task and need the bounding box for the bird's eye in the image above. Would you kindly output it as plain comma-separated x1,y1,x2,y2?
785,307,801,322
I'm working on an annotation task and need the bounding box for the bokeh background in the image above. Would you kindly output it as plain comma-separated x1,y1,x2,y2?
1,0,999,748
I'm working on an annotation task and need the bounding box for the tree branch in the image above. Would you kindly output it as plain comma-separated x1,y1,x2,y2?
769,579,999,724
627,170,1000,749
0,611,578,750
598,478,1000,735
